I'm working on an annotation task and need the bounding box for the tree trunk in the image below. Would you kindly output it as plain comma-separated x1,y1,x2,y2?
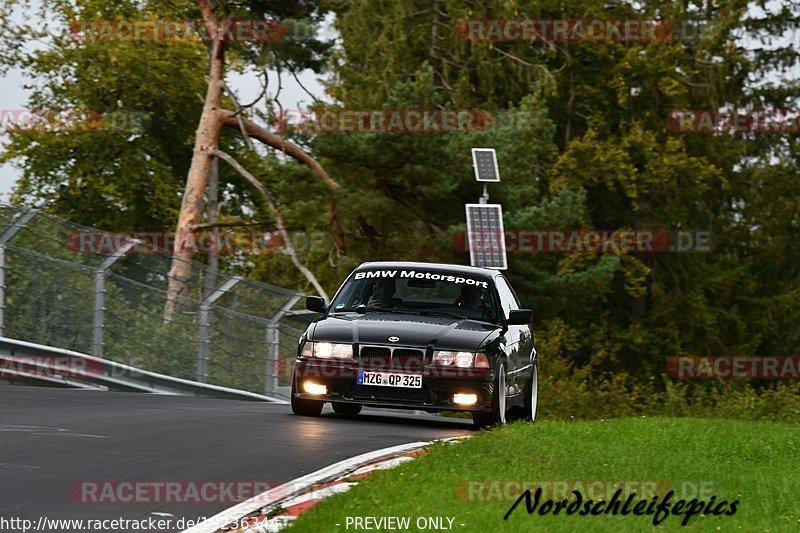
164,35,225,322
163,0,344,321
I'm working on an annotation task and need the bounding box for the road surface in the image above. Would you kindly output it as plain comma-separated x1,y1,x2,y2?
0,384,472,531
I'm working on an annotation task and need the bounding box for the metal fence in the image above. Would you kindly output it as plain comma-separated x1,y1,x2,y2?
0,204,311,399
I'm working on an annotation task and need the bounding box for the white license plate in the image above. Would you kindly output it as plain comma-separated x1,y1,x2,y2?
357,371,422,388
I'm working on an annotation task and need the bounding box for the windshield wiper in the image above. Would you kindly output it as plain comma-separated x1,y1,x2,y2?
331,305,400,313
333,305,418,315
361,306,419,315
419,310,500,325
416,310,467,319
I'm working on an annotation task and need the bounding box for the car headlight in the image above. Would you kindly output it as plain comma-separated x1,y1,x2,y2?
432,350,489,368
301,341,354,359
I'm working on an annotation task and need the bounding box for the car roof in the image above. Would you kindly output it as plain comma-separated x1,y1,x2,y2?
355,261,500,280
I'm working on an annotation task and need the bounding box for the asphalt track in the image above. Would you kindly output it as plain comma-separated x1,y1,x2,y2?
0,384,472,531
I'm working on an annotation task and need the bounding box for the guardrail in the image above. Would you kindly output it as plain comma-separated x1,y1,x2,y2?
0,336,287,403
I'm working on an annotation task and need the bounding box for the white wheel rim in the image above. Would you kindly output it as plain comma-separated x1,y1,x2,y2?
530,365,538,421
498,366,507,424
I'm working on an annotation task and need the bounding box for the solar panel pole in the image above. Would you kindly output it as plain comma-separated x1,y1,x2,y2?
466,148,508,269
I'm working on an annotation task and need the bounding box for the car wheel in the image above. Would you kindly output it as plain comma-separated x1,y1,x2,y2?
332,402,362,415
290,374,323,417
472,359,507,428
522,362,538,422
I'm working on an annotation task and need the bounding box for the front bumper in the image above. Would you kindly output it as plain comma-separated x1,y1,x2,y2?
293,357,495,412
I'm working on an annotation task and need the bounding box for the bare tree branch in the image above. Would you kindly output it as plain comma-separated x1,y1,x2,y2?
222,81,254,151
193,220,273,229
290,69,321,104
220,110,341,190
213,149,330,301
239,68,269,110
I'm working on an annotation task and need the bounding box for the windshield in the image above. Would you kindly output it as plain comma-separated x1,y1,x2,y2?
330,268,499,322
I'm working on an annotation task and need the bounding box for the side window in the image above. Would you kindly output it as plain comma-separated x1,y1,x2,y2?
494,276,519,319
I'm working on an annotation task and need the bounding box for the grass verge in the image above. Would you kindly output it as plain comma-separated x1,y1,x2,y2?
289,417,800,532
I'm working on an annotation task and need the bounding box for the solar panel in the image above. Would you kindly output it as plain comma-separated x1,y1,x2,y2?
465,203,507,270
471,148,500,182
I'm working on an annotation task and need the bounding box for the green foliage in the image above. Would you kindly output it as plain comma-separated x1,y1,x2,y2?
314,0,800,405
1,0,798,419
0,0,210,228
539,353,800,422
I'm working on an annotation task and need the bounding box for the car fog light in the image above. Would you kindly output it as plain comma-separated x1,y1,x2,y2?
303,382,327,395
453,393,478,405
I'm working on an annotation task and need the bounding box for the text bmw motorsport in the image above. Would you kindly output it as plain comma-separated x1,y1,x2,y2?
353,269,491,288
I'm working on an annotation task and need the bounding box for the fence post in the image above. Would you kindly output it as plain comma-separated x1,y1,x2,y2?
0,208,39,337
93,239,138,357
198,276,242,383
264,293,302,396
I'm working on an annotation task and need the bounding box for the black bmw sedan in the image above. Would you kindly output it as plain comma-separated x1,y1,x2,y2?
291,261,537,427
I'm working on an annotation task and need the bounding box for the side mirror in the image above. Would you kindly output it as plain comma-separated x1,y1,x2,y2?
306,296,327,313
507,309,533,325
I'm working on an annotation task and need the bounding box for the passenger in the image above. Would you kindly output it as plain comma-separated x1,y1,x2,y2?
456,284,484,311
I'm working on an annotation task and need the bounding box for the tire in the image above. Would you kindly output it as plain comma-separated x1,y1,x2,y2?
290,374,323,417
332,402,362,415
521,362,538,422
472,359,507,428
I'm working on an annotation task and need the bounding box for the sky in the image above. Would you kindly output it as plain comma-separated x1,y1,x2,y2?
0,67,327,200
0,6,333,202
0,68,29,201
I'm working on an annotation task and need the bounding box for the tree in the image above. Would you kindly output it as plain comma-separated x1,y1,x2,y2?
163,0,341,320
318,0,800,379
0,0,209,229
0,0,343,318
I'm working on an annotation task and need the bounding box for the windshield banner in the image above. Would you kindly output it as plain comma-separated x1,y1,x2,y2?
354,270,490,288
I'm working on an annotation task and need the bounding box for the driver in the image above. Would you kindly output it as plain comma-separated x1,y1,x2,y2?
456,284,486,313
367,279,397,308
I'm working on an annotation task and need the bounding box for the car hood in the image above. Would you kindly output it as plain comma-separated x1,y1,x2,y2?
309,313,499,351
